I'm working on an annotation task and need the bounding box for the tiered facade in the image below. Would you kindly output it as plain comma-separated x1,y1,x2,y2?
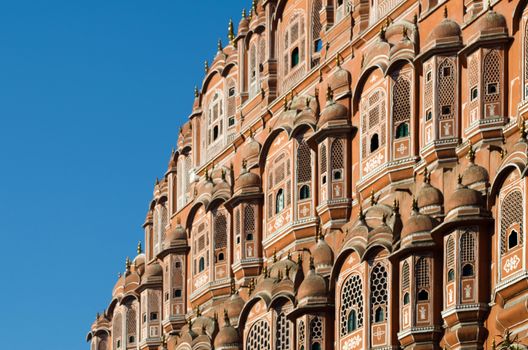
87,0,528,349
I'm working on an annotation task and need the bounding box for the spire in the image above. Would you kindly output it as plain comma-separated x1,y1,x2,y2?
242,8,247,20
217,39,223,52
228,19,235,45
252,0,258,15
444,6,448,18
262,265,269,278
423,167,431,184
204,60,209,73
326,86,334,101
467,143,476,163
194,86,199,98
125,257,131,273
309,256,315,270
137,241,143,255
223,309,231,326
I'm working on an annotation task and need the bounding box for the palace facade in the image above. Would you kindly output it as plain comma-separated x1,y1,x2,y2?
87,0,528,349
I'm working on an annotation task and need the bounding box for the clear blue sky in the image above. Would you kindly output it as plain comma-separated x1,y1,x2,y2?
0,1,245,348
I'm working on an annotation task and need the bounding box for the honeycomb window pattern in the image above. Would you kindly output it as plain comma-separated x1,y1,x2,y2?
246,319,271,350
370,263,389,323
340,274,364,336
460,231,475,264
500,190,523,254
298,320,306,345
275,312,291,350
310,316,323,341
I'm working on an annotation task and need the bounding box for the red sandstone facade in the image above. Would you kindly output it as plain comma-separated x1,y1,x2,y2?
87,0,528,349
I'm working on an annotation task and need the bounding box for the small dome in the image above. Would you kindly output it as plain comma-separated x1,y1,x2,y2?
197,176,214,197
214,312,241,349
143,262,163,279
417,182,444,209
446,178,484,212
328,64,351,95
113,275,125,296
165,224,186,244
462,163,489,188
427,16,461,44
313,237,334,269
401,208,434,238
318,93,348,126
240,137,261,164
213,178,231,195
238,15,249,35
297,261,327,300
234,168,261,193
225,293,245,322
479,8,507,32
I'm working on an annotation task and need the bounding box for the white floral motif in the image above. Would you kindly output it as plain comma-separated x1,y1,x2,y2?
363,152,383,173
343,335,362,350
504,255,521,273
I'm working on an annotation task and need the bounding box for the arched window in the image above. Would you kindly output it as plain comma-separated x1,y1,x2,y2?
402,261,410,290
370,263,388,324
403,292,410,305
311,343,321,350
415,257,430,295
311,0,323,59
299,185,310,200
347,310,357,332
508,230,519,250
437,58,456,125
447,269,455,282
370,134,379,152
395,122,409,138
291,48,300,68
460,231,475,276
417,290,429,301
218,252,225,261
392,71,411,141
340,274,364,336
501,191,524,254
198,257,205,272
462,263,474,277
374,307,384,322
126,305,137,344
276,189,285,213
246,319,271,350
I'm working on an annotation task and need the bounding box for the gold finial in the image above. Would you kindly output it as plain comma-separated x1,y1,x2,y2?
444,6,448,18
335,53,341,67
285,266,291,279
385,16,391,28
277,269,283,281
204,60,209,73
242,8,247,20
194,86,199,98
137,241,142,255
125,257,131,272
360,54,365,68
413,13,418,25
228,19,235,44
326,86,334,101
187,317,193,329
273,249,277,263
488,0,493,10
262,265,268,278
118,272,122,278
287,250,292,260
195,306,201,317
380,25,386,40
359,204,366,220
248,278,255,294
423,167,431,184
457,174,463,185
252,0,258,14
309,256,315,270
230,280,236,294
297,253,303,264
217,39,223,52
221,169,226,181
283,95,289,110
467,143,476,163
370,189,377,205
500,148,507,160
